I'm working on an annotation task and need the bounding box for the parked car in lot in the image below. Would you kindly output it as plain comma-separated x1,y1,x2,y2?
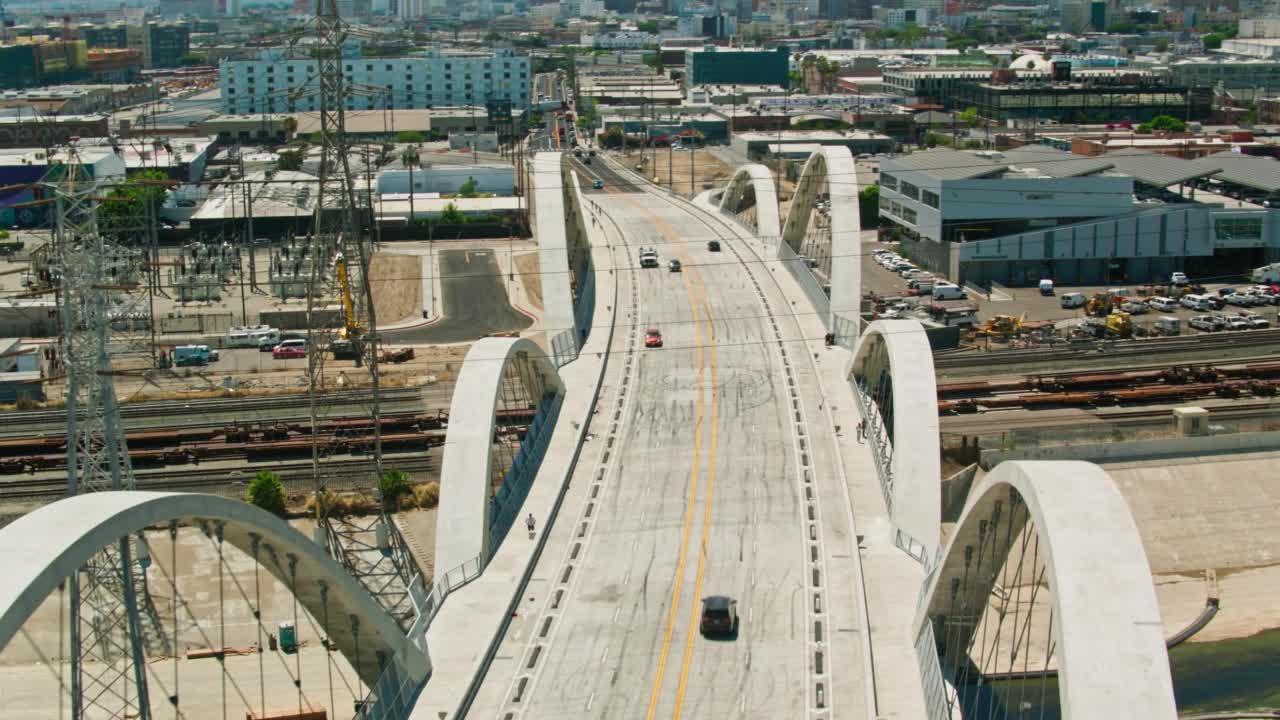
933,282,966,300
1060,292,1087,309
1237,311,1270,329
1171,271,1189,286
1120,300,1149,315
1152,316,1181,336
1189,315,1223,332
272,339,307,359
1148,296,1179,312
1226,316,1251,331
699,596,738,637
1226,293,1256,307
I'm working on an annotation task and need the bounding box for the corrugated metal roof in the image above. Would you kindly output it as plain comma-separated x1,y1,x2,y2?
887,148,1006,180
1193,150,1280,193
998,145,1115,178
1105,149,1221,188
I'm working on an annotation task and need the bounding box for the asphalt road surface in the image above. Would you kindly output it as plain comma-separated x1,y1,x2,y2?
383,248,532,344
473,186,858,718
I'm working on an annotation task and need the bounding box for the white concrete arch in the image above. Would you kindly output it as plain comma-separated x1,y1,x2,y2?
780,145,861,336
848,319,940,558
0,491,430,689
917,461,1176,719
718,163,781,238
434,336,565,582
531,151,587,365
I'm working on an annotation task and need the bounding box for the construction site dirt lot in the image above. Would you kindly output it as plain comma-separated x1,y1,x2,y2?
369,251,422,325
30,343,471,407
514,251,543,310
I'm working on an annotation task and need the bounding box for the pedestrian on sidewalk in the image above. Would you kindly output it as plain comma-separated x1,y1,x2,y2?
856,420,866,444
526,513,536,537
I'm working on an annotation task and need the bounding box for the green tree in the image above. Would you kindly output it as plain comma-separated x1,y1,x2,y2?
247,470,286,517
309,131,324,144
278,149,303,171
788,69,806,91
1136,115,1186,134
899,25,928,48
440,202,466,224
179,52,206,66
858,185,879,229
395,129,426,143
459,177,479,197
99,169,169,238
923,131,953,148
1203,33,1224,50
1154,38,1170,52
958,107,979,127
603,125,624,148
379,468,411,509
637,20,659,33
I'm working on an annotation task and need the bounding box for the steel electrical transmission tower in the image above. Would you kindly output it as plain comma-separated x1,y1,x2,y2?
297,0,418,628
52,147,153,720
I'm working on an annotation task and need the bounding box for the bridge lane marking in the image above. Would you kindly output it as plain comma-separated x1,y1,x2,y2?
642,201,709,720
665,214,720,720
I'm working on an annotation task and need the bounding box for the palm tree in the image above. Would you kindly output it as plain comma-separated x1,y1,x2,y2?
401,145,420,222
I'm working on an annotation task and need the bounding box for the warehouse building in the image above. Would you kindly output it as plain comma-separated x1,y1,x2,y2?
881,146,1280,286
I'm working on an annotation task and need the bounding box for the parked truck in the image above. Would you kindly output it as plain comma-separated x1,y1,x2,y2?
1251,263,1280,284
173,345,218,367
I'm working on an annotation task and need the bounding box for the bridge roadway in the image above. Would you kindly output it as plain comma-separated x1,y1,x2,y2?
467,175,867,717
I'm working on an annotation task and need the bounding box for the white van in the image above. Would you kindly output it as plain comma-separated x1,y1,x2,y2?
226,325,276,348
1148,296,1179,312
251,328,281,349
1059,292,1086,309
932,282,966,300
1181,294,1213,311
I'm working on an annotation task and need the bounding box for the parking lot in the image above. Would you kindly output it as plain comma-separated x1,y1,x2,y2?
863,237,1280,335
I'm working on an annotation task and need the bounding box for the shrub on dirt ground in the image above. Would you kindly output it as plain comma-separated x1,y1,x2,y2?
412,481,441,509
380,468,411,508
247,471,286,517
306,489,336,516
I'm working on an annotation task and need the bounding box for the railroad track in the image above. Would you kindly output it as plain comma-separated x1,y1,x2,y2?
939,399,1280,434
7,385,430,423
2,386,440,438
934,329,1280,371
935,359,1280,414
0,455,439,501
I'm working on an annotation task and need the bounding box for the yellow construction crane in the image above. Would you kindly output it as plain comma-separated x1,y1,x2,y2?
334,252,365,341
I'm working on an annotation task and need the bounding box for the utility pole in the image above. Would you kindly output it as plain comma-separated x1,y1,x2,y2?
52,144,154,720
294,0,416,628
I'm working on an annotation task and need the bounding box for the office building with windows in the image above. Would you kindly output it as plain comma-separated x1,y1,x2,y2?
218,47,531,114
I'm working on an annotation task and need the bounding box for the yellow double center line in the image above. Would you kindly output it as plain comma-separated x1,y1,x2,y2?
640,207,719,720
